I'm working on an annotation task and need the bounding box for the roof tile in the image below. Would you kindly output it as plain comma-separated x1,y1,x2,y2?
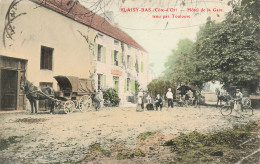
32,0,146,52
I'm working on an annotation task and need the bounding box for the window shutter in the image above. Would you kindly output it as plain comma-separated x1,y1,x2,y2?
111,50,114,65
103,47,106,63
94,43,97,58
124,78,127,93
119,53,122,66
49,52,52,70
131,79,135,92
103,75,106,86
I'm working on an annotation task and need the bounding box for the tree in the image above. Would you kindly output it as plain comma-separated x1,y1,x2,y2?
147,78,176,97
196,0,260,91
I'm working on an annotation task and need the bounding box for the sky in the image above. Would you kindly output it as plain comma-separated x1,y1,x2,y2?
81,0,232,77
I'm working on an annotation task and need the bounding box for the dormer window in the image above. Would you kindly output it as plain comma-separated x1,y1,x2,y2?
114,40,119,45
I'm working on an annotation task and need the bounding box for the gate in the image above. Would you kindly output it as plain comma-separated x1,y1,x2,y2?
0,55,27,111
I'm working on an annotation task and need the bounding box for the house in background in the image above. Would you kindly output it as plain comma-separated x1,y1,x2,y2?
0,0,148,110
94,12,148,104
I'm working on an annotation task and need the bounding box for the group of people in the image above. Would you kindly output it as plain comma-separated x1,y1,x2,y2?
137,88,175,111
136,87,203,112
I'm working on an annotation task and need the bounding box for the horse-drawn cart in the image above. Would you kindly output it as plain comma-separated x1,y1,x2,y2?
20,75,94,114
54,76,94,113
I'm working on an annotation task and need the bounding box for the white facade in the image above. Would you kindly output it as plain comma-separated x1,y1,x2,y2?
0,0,148,108
0,0,96,90
94,34,148,104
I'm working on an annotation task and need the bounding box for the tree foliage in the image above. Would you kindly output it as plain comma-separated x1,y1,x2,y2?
158,0,260,92
147,78,176,97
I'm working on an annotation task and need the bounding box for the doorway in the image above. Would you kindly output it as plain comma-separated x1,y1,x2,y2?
1,70,18,110
0,55,27,111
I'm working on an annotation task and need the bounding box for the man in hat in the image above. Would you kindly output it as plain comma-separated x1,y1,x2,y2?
166,88,174,108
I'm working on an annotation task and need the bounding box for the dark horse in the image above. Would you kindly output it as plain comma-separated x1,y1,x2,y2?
20,77,56,113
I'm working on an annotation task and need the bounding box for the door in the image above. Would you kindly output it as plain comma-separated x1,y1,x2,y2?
39,82,53,111
113,76,119,93
1,70,17,110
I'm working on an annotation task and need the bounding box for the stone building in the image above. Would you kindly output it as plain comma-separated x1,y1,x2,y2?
0,0,148,110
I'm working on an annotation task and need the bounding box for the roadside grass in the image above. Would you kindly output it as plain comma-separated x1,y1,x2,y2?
137,131,157,140
116,148,146,160
163,121,259,163
0,136,20,151
89,143,111,157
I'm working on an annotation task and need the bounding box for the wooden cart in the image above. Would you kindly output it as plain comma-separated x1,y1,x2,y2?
54,76,94,113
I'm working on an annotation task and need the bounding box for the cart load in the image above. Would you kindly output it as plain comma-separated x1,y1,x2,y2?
54,76,94,113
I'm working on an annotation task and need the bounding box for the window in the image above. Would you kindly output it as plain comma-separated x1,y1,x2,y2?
114,50,119,66
113,76,119,92
127,45,131,49
114,40,119,45
39,82,53,110
127,78,130,91
97,44,103,62
98,74,103,90
127,55,130,68
135,59,139,72
98,33,103,39
40,46,53,70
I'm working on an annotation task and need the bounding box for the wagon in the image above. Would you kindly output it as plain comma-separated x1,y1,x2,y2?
54,75,94,113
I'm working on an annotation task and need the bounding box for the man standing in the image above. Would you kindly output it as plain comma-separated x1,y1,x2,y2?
166,88,174,108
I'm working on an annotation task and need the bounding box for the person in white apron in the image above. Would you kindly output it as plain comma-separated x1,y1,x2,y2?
234,89,243,110
136,88,144,112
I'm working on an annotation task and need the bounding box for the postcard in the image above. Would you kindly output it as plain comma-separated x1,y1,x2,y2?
0,0,259,163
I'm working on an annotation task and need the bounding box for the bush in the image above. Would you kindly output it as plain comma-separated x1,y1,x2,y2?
103,88,120,106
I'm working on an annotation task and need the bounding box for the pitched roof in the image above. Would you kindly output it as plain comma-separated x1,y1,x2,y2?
32,0,146,52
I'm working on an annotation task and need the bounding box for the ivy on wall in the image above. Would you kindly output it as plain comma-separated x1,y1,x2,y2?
3,0,27,48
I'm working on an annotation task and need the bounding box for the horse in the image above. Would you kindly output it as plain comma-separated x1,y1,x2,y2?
215,88,230,107
20,77,56,113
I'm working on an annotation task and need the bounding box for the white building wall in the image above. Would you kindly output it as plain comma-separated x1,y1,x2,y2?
0,0,148,105
95,32,148,104
0,0,96,90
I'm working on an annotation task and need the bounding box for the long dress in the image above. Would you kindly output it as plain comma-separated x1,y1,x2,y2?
136,91,144,112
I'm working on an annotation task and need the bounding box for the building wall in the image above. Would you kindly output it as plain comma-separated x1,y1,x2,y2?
0,0,148,105
0,0,96,90
94,33,148,104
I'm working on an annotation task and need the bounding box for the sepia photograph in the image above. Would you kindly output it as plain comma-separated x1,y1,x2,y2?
0,0,259,163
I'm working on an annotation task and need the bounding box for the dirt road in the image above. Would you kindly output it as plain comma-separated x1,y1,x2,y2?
0,106,259,163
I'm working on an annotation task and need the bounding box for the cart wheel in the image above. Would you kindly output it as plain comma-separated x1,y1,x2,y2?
79,95,92,112
220,105,232,116
64,100,75,114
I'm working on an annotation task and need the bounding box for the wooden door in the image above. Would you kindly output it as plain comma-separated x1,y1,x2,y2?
1,70,17,110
